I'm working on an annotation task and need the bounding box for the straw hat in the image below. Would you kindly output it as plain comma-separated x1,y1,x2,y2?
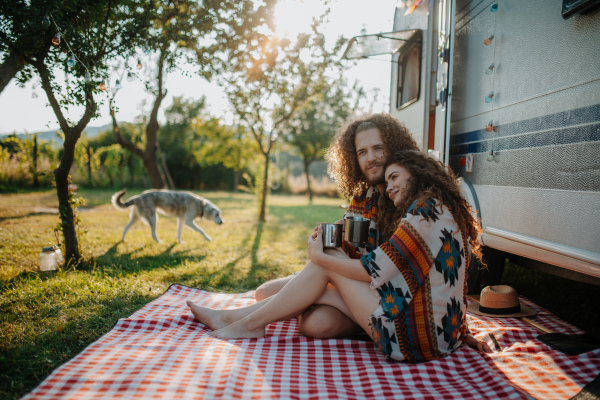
467,285,537,318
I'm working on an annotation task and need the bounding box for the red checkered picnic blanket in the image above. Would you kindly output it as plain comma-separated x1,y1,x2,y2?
23,284,600,399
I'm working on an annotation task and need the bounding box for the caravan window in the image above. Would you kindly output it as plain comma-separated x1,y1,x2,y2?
396,31,422,110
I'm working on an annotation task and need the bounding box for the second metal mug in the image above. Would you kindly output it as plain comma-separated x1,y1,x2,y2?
321,223,343,248
344,217,370,243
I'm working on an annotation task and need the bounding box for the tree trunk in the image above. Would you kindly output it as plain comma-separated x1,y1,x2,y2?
233,170,240,192
86,144,93,186
109,45,169,189
142,150,165,189
110,97,165,189
157,141,174,189
303,160,313,203
32,135,38,188
0,52,23,93
54,133,81,265
258,153,270,222
35,54,95,268
142,46,168,189
128,153,135,187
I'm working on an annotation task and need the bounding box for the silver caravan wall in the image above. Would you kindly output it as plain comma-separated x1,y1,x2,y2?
448,0,600,278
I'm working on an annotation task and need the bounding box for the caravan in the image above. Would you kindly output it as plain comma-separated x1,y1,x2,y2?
343,0,600,290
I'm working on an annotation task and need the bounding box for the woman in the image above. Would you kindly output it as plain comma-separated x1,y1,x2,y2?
188,150,490,362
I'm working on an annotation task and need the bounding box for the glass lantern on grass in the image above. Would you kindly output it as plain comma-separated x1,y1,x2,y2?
40,245,63,271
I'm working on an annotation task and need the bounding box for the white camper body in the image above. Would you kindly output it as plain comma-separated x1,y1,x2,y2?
344,0,600,283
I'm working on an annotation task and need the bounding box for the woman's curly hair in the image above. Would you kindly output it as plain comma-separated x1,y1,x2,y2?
325,113,419,199
379,150,484,263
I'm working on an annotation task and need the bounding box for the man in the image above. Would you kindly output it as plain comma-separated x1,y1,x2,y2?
255,113,419,338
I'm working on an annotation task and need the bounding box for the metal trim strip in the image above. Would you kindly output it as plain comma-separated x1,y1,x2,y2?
450,121,600,155
482,226,600,278
450,103,600,146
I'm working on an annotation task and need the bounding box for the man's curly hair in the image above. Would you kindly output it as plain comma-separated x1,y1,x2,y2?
325,113,419,199
379,150,484,264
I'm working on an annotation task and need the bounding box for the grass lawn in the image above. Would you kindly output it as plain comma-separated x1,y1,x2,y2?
1,189,599,399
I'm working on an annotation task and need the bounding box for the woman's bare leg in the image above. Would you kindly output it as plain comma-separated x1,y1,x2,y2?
190,280,363,337
209,262,378,340
255,251,364,338
187,297,272,330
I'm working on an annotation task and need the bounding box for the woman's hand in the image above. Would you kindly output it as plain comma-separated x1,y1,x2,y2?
308,224,324,264
464,334,493,353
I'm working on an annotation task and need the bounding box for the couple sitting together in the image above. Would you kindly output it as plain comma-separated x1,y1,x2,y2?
188,113,492,363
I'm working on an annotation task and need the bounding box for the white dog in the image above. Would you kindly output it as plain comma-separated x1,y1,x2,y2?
112,189,223,243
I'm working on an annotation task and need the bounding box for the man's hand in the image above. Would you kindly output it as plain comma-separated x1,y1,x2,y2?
464,334,493,353
312,219,344,241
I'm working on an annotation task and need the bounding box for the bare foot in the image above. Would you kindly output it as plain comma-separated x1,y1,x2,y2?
210,318,265,340
187,300,233,330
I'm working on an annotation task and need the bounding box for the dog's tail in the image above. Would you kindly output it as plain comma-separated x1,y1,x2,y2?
112,189,135,210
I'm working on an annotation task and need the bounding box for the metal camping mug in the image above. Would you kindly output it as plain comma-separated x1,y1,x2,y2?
344,217,370,243
321,223,343,248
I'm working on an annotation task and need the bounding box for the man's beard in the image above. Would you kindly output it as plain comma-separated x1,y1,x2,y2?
365,163,385,185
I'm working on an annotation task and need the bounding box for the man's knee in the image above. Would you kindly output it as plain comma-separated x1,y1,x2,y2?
255,276,291,301
298,305,360,339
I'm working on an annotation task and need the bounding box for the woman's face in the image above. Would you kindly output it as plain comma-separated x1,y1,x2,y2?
385,163,412,207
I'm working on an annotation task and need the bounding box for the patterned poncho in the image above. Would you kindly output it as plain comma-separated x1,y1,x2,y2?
360,198,469,363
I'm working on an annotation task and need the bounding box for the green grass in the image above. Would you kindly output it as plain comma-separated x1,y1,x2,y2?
1,189,599,399
0,189,345,399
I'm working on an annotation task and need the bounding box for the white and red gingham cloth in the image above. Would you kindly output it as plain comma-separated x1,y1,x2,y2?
23,284,600,399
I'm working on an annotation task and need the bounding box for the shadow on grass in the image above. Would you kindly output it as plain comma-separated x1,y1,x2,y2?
92,243,207,278
0,205,104,222
175,221,288,292
196,222,265,290
0,211,55,222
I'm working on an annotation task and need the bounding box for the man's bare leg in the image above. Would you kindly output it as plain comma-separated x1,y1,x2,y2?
255,276,292,301
299,284,364,338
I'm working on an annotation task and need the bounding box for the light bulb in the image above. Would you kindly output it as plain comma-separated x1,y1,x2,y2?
484,35,494,46
490,3,498,12
115,79,122,89
99,80,107,91
42,15,51,28
136,59,143,70
85,71,91,83
67,56,76,68
485,92,494,103
144,48,151,55
485,63,495,75
126,72,134,82
52,33,61,46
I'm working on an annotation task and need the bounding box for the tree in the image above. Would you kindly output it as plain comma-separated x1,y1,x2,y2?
158,96,260,190
285,78,365,202
0,0,151,266
0,52,25,93
110,0,276,189
220,18,347,221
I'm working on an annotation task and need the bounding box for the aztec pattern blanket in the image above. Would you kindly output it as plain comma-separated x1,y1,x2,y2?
23,284,600,399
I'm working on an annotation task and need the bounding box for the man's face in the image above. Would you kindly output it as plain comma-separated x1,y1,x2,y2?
355,127,385,185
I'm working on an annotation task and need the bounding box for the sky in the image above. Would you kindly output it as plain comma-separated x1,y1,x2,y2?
0,0,399,135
